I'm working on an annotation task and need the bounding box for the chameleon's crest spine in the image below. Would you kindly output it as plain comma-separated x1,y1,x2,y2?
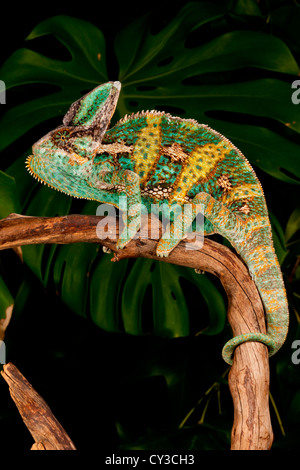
118,110,199,127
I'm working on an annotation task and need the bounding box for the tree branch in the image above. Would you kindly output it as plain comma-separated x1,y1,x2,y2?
1,362,76,450
0,213,273,450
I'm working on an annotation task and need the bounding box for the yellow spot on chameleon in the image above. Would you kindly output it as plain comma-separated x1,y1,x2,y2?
68,153,89,166
221,183,262,205
170,141,229,204
246,244,277,274
259,288,285,313
133,115,162,185
239,216,270,242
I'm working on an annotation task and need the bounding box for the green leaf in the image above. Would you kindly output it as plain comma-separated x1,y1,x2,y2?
0,15,108,152
6,152,39,211
53,243,99,318
21,185,72,283
0,276,13,321
116,5,298,85
269,212,288,265
118,423,230,450
90,254,129,333
286,206,300,242
90,256,226,338
0,171,21,218
287,390,300,424
121,259,190,337
115,3,226,83
120,260,226,338
269,4,300,54
231,0,263,17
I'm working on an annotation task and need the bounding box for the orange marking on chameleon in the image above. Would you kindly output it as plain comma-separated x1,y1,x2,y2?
68,153,89,166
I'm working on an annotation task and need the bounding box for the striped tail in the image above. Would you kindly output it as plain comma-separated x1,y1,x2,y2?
222,225,289,364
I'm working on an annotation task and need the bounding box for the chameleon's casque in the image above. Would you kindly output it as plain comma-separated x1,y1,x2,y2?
26,81,289,365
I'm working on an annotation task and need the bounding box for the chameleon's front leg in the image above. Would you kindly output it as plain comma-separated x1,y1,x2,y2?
96,168,141,249
116,170,142,249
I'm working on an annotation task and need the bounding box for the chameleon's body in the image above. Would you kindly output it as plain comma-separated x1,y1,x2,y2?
26,81,288,364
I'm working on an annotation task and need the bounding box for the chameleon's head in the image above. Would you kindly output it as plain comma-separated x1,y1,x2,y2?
26,81,121,196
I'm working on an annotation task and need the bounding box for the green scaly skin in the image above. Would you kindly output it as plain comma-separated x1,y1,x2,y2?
26,81,289,365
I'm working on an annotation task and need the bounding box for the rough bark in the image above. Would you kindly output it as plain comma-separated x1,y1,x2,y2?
0,213,273,449
1,363,76,450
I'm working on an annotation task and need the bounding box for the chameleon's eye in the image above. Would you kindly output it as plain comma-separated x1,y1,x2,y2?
52,128,73,147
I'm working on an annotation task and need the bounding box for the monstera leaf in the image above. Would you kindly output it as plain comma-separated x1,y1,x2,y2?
0,15,108,150
0,3,298,338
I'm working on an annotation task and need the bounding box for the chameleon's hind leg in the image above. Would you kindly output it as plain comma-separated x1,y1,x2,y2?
156,192,277,364
155,203,188,257
156,192,244,257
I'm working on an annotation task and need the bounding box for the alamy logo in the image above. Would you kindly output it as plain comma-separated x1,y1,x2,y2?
95,196,205,251
291,340,300,364
0,341,6,364
0,80,5,104
291,80,300,105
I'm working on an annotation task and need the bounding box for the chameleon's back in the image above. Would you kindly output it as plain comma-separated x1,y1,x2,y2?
104,112,268,226
105,112,288,363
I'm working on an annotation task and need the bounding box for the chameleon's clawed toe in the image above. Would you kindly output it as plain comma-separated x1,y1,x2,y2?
156,251,167,258
116,239,126,250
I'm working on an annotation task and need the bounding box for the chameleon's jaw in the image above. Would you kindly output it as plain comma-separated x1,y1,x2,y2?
25,153,85,199
26,151,112,202
26,155,40,182
26,154,52,188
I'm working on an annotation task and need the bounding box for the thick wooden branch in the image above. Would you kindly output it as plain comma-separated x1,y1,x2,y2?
1,362,76,450
0,213,273,450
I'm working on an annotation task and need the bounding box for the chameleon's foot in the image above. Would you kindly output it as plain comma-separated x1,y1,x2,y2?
156,248,172,258
102,246,112,254
156,237,181,258
116,231,139,251
116,227,139,251
222,333,276,365
116,239,127,250
156,249,169,258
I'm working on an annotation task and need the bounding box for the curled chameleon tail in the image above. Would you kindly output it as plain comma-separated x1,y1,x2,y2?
222,224,289,365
